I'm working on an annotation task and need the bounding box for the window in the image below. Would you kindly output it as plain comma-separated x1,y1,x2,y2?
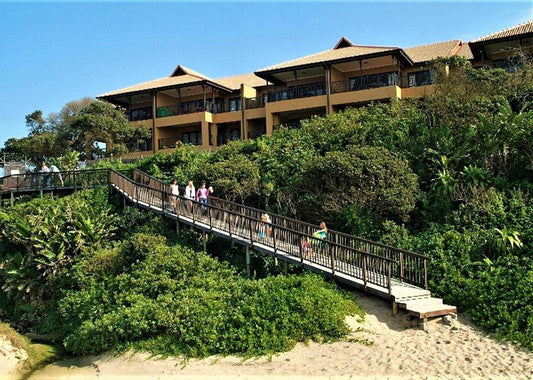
229,97,242,112
349,72,397,91
182,131,202,146
230,128,241,141
493,58,523,73
407,71,434,87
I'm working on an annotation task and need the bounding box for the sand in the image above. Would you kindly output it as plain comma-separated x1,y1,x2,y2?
21,291,533,379
0,334,28,380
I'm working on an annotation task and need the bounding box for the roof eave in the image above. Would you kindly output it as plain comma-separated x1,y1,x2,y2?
470,32,533,46
254,49,413,82
97,79,233,101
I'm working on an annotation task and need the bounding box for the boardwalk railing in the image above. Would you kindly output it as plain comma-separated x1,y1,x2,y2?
0,168,430,294
0,169,112,194
127,169,430,291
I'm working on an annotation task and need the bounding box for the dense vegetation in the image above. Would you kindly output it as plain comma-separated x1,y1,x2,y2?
120,58,531,349
0,190,362,358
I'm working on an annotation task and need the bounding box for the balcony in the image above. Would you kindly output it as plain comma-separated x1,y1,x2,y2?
158,132,202,150
400,71,434,87
265,82,327,103
126,107,153,121
157,99,242,118
273,121,302,130
245,96,265,109
331,72,400,93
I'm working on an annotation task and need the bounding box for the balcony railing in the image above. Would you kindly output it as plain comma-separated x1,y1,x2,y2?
245,97,265,109
273,121,302,131
265,82,327,103
400,71,435,88
158,137,181,150
331,72,400,94
157,100,241,118
126,107,153,121
247,129,266,139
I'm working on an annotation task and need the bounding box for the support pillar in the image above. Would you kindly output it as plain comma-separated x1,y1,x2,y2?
203,232,207,252
176,220,180,237
245,246,251,278
152,92,157,153
283,260,288,275
392,302,398,316
201,120,210,149
325,65,332,115
10,191,14,206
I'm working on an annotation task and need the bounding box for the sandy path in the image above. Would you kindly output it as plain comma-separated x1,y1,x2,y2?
28,291,533,379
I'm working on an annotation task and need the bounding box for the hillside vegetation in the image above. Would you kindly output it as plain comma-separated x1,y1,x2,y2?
0,190,362,358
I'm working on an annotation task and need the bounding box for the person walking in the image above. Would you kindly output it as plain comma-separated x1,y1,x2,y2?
196,182,210,205
184,180,195,213
40,162,51,187
49,164,64,186
312,221,328,252
170,179,180,212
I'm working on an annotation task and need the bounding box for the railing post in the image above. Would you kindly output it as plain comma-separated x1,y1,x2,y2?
400,251,404,282
330,239,336,277
387,262,392,296
227,211,231,238
424,258,428,289
299,233,304,264
272,226,277,258
362,254,367,290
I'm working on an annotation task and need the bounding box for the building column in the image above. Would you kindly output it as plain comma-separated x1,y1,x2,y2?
240,84,246,140
201,120,210,148
152,92,157,153
325,65,332,115
266,112,279,135
210,123,218,146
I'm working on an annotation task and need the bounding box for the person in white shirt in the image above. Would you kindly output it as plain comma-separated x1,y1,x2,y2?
184,180,195,213
170,179,179,212
50,164,64,186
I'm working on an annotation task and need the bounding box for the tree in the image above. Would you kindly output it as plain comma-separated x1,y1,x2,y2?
25,110,49,136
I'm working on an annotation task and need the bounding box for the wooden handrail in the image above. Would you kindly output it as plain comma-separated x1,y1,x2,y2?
0,168,429,292
110,170,403,292
130,168,428,288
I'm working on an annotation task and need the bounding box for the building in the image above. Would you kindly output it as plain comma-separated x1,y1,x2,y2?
97,20,533,156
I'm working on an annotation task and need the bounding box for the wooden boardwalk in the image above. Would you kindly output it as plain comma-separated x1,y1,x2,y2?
0,168,457,323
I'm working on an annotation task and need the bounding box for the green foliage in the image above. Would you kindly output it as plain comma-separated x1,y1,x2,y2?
0,189,116,306
57,234,361,357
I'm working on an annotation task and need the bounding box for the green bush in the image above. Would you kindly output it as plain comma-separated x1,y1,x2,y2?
58,233,362,357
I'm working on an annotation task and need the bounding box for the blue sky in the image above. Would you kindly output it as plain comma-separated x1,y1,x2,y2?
0,1,531,149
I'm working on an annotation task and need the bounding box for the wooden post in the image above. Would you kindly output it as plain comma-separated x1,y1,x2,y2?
203,232,207,252
392,301,398,316
176,220,180,237
283,260,288,275
424,259,428,289
10,191,14,206
400,251,404,281
245,246,250,278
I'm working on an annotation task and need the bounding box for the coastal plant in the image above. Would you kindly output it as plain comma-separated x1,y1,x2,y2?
57,233,362,357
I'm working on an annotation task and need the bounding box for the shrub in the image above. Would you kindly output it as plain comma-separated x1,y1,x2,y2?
58,234,362,357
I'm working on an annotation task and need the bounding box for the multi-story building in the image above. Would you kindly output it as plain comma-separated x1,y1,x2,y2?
98,21,532,155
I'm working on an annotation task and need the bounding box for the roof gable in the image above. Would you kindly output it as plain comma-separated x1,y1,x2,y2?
333,37,355,49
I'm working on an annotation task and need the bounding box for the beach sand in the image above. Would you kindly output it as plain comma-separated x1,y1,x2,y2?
0,334,28,380
22,291,533,379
